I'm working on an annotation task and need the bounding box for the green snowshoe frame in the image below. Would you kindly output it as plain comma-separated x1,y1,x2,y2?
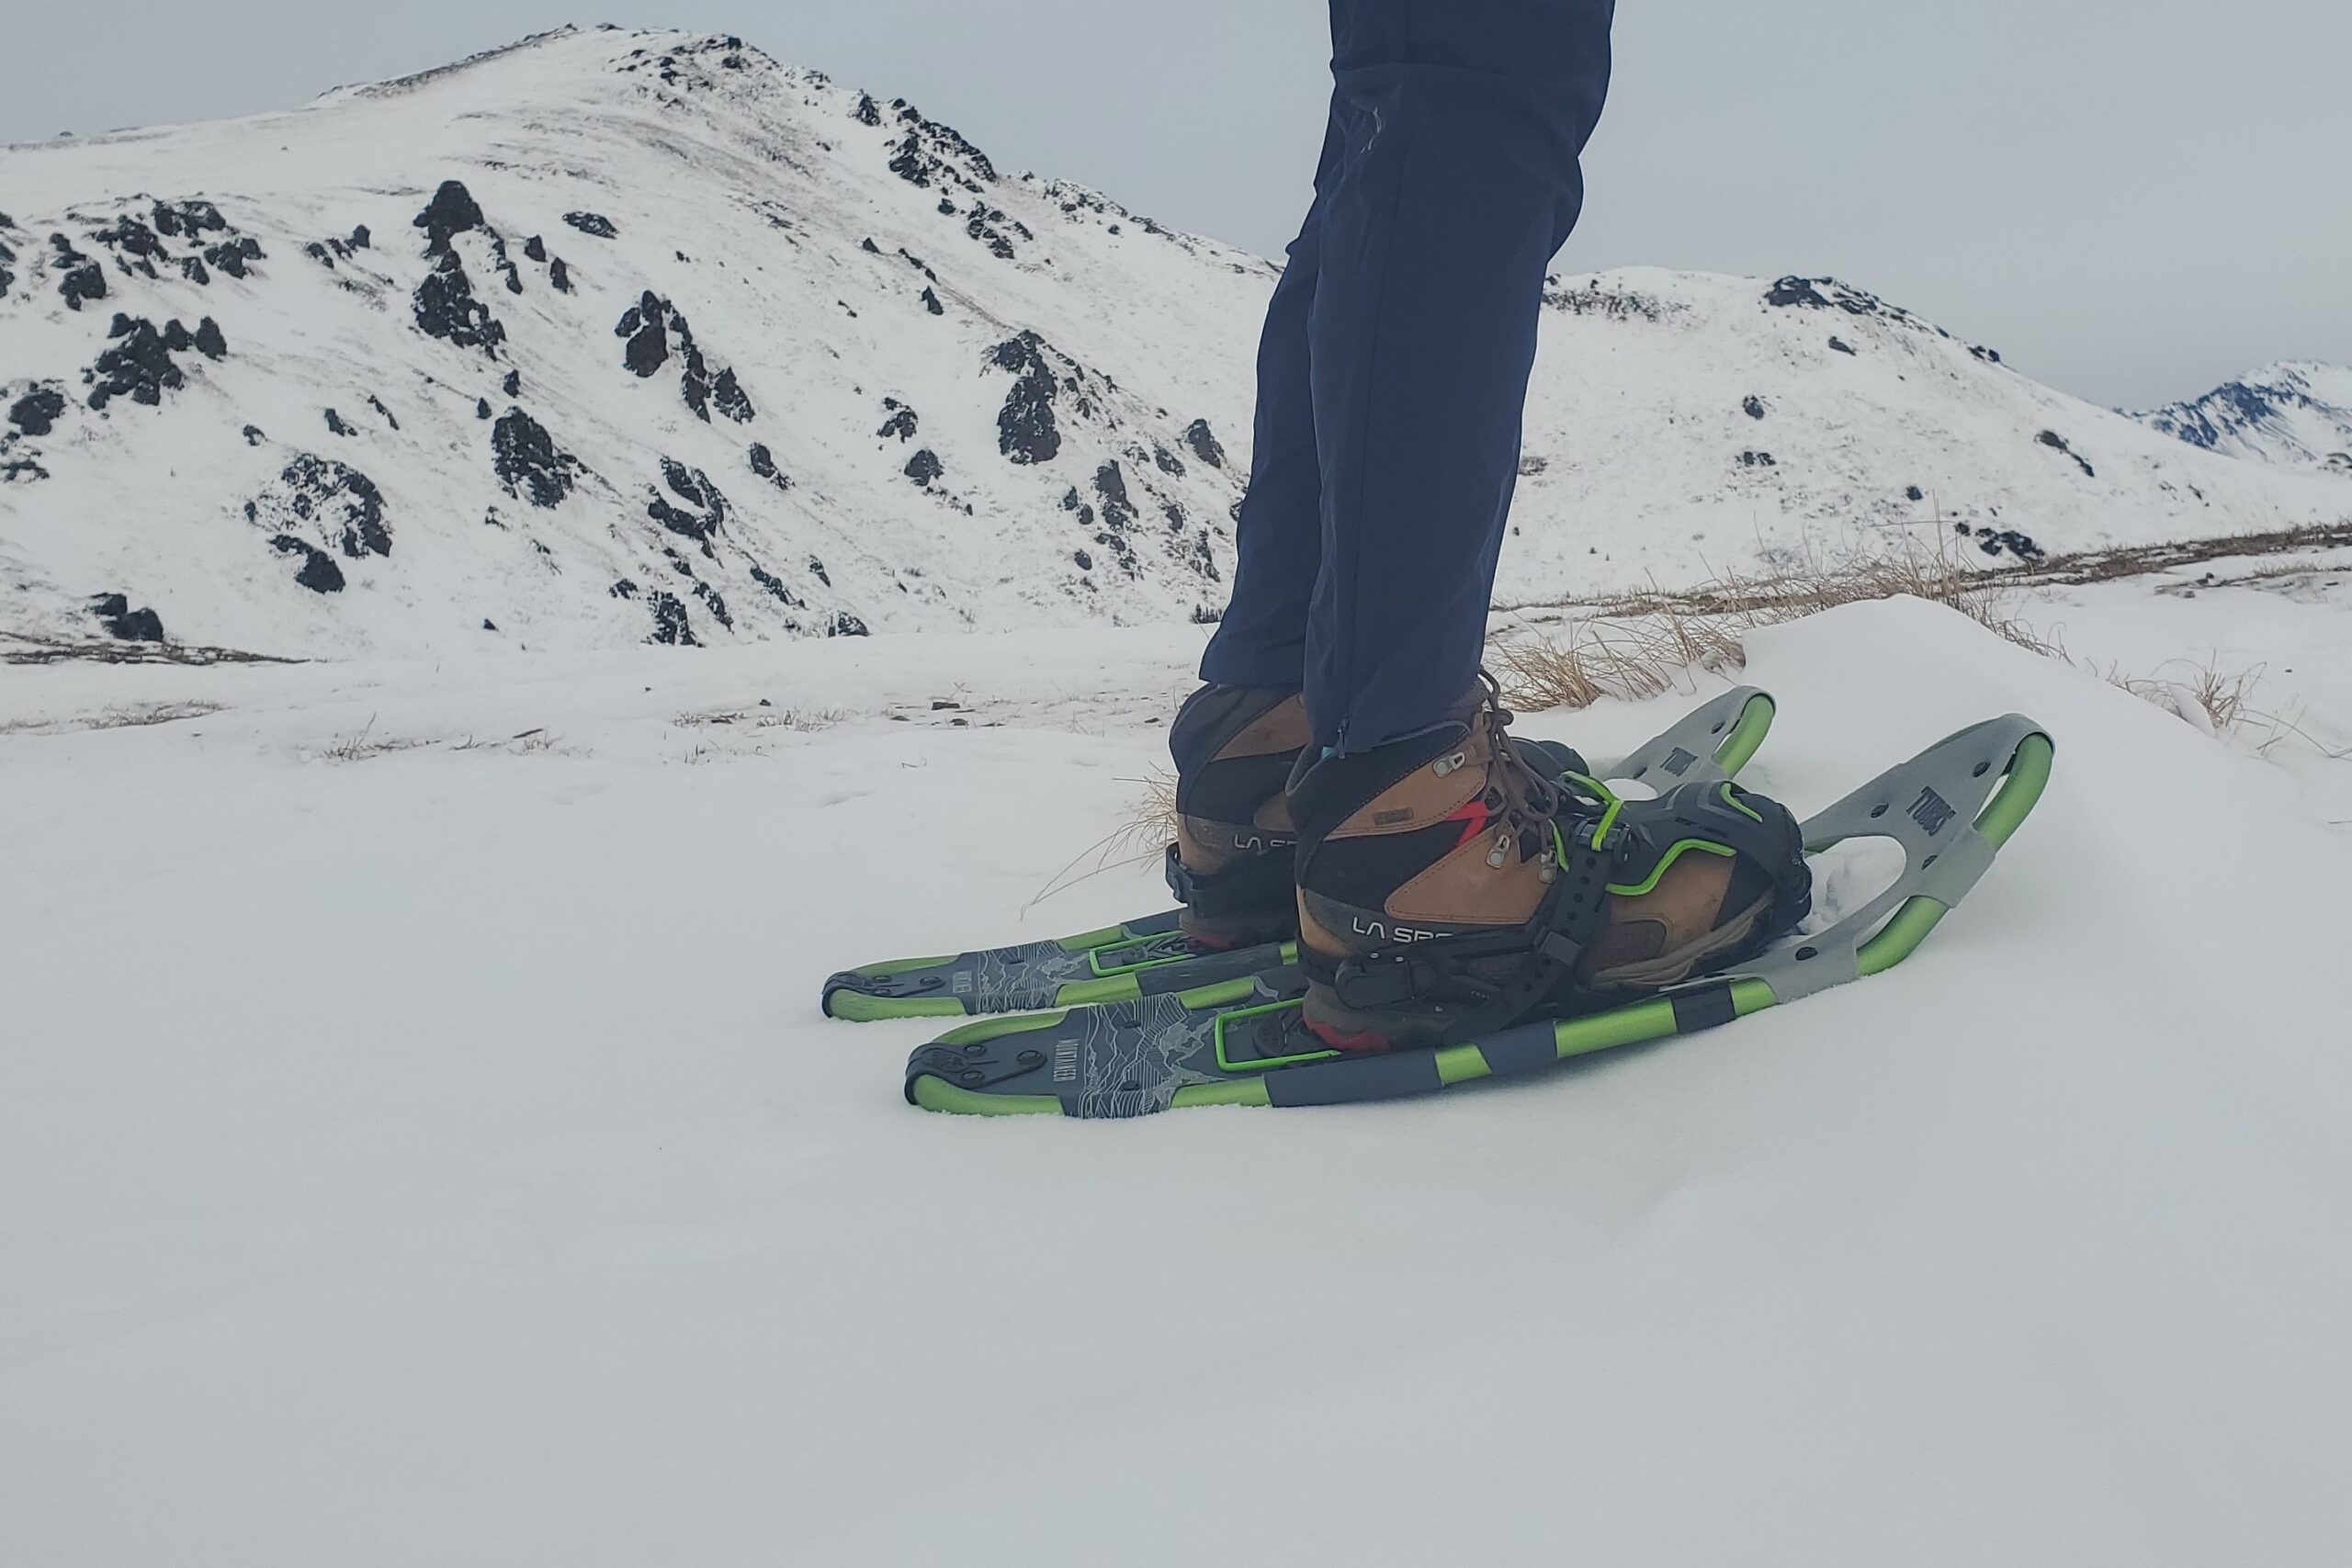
823,685,1778,1021
904,714,2052,1118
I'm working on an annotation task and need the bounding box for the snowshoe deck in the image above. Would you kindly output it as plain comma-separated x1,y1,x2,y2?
824,685,1777,1021
904,714,2052,1117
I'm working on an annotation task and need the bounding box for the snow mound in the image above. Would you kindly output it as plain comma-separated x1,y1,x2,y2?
4,598,2350,1562
6,27,2348,658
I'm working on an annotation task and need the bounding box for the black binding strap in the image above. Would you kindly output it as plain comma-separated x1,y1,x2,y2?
1163,842,1295,920
1303,837,1618,1046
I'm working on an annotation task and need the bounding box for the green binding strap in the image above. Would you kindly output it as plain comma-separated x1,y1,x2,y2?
1606,838,1736,897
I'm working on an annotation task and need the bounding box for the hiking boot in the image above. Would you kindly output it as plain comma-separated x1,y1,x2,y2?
1289,682,1809,1052
1166,683,1311,948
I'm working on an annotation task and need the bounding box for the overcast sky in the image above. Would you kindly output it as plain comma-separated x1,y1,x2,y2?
6,2,2346,408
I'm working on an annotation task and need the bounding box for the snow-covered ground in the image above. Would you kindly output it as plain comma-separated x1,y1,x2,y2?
6,590,2351,1564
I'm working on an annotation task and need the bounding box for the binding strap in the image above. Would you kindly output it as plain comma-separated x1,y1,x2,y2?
1163,840,1295,920
1302,831,1618,1046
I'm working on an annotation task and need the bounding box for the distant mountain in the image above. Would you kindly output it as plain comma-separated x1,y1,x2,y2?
2128,362,2352,479
5,26,2346,659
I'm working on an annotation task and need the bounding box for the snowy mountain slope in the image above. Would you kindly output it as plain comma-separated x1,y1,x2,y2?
5,602,2352,1563
2128,360,2352,478
4,26,2347,660
0,28,1271,658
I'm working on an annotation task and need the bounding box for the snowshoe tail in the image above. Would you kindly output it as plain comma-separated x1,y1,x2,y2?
823,686,1777,1021
904,714,2052,1117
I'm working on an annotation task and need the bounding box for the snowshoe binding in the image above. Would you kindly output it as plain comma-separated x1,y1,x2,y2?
1289,676,1813,1054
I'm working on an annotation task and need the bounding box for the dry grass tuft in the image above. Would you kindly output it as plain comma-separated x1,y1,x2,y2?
1025,765,1179,915
674,705,844,732
0,700,224,737
1495,531,2053,714
320,716,435,762
2100,656,2347,756
1492,614,1745,712
2119,659,2265,737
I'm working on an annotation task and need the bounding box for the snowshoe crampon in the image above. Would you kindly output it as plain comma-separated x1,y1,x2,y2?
903,714,2052,1117
823,685,1778,1021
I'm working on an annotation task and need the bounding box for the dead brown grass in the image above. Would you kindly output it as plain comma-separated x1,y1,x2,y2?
1493,531,2055,714
1026,764,1180,914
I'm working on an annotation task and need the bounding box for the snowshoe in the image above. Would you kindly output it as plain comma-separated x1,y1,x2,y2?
902,714,2052,1117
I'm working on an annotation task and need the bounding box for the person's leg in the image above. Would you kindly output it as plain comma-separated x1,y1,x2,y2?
1306,0,1615,752
1167,107,1348,946
1195,107,1346,693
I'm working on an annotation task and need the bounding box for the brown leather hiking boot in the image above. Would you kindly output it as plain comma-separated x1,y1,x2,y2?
1166,683,1311,948
1288,685,1809,1053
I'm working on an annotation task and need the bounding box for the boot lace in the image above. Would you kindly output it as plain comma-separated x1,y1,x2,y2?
1471,668,1582,872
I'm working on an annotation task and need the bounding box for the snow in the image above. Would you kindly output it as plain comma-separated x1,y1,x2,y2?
6,595,2352,1564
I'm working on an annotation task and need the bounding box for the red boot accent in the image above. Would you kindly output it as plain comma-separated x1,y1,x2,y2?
1300,1013,1398,1055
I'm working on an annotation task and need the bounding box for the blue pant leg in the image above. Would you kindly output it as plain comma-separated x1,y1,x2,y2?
1196,107,1345,695
1306,0,1614,751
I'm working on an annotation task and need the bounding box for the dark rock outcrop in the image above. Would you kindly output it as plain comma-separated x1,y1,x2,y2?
1092,460,1136,528
86,317,200,410
2036,429,2095,478
8,385,66,436
51,235,106,310
613,291,753,423
646,591,696,645
413,249,506,355
89,592,164,641
748,561,803,607
266,454,391,557
414,180,487,252
563,210,618,239
884,100,997,192
271,535,346,592
1954,522,2045,562
1182,418,1227,468
200,236,265,278
646,458,728,542
748,442,793,491
989,332,1061,465
491,408,581,507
